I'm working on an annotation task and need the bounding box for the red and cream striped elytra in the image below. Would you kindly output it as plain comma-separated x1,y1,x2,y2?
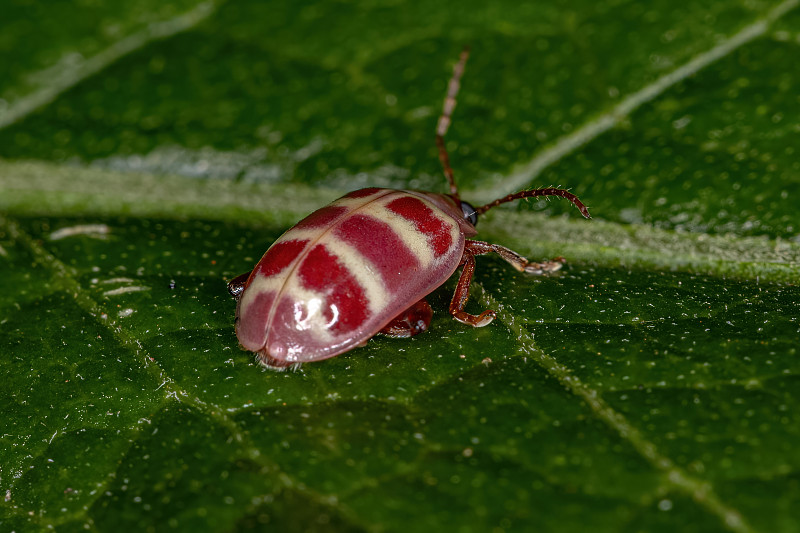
228,49,590,370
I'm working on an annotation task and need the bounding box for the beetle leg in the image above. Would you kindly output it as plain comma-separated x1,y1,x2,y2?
450,240,565,327
450,250,496,327
380,299,433,338
227,271,252,300
465,240,565,275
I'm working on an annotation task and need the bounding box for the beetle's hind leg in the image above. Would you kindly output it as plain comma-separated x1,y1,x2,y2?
380,299,434,338
227,271,252,300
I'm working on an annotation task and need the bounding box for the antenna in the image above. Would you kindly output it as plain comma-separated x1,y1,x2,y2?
474,188,591,218
436,47,470,201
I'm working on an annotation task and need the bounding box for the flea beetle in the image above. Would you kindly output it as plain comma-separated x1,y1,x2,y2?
228,49,590,369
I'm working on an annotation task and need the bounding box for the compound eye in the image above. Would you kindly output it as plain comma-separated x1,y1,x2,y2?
460,201,478,226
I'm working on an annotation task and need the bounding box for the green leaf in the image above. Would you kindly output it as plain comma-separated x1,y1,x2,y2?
1,1,799,532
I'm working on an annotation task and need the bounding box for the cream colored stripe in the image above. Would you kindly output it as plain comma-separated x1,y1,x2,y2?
276,228,324,243
241,268,334,348
331,190,388,208
359,200,436,268
380,193,461,267
321,239,389,314
239,274,284,316
282,277,334,344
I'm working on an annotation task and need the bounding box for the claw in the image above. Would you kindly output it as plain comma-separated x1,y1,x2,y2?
524,261,563,275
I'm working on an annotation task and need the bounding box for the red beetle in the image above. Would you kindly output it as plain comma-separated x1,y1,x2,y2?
228,49,590,369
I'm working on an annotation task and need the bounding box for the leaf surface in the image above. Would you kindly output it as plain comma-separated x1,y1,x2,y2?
1,1,799,532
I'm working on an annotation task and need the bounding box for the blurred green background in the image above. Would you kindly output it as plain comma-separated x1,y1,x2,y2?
1,1,799,532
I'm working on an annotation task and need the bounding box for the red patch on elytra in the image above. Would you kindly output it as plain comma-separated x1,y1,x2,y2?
297,244,368,333
253,239,308,280
333,214,420,293
236,289,276,350
344,187,383,199
386,196,452,255
294,205,348,230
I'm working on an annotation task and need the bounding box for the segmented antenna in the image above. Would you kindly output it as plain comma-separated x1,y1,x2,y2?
436,47,470,201
474,188,591,219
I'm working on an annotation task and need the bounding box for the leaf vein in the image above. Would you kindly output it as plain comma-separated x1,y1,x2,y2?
0,1,221,131
473,0,800,200
477,282,759,533
1,214,372,531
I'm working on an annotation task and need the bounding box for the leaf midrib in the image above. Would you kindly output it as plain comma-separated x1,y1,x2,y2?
2,159,798,283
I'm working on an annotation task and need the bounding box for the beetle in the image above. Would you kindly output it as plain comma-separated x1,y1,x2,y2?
228,49,590,370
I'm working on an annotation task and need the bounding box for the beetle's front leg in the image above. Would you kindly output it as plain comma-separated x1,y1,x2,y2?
465,240,565,275
449,248,496,327
449,239,566,328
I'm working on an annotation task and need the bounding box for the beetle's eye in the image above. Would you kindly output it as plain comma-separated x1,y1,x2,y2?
460,201,478,226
